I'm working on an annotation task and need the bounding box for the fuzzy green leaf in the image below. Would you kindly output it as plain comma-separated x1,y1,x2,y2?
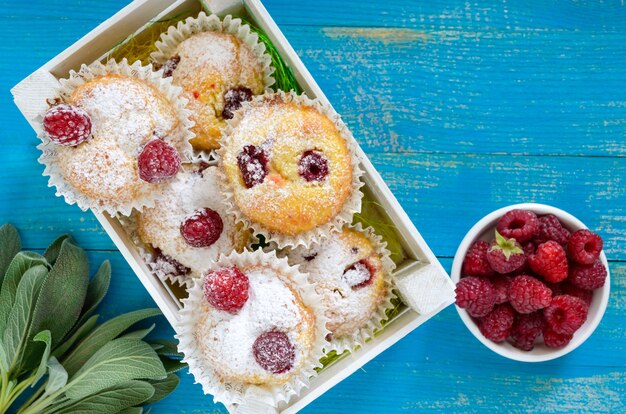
146,340,182,358
53,315,99,360
29,239,89,350
43,234,72,265
45,356,68,396
1,264,47,371
64,339,166,401
53,380,154,414
75,261,110,328
144,373,179,405
118,408,143,414
120,324,155,340
62,309,161,377
32,330,52,384
0,252,47,334
0,224,21,285
158,355,186,374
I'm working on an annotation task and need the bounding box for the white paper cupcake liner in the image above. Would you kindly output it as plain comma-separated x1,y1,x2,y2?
37,59,195,216
176,249,330,409
326,223,397,353
217,91,365,250
150,12,276,160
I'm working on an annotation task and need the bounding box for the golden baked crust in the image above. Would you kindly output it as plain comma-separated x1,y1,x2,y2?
222,98,354,236
169,32,265,150
58,74,179,206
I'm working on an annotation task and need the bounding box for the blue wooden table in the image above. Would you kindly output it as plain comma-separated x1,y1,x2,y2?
2,0,625,412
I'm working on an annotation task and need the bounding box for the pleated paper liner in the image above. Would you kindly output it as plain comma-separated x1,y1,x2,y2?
177,249,330,409
37,59,195,215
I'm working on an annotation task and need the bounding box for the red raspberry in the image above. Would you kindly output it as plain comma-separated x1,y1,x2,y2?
486,232,526,274
543,327,573,348
567,229,603,265
511,311,545,351
180,208,224,248
492,275,512,304
496,209,539,243
544,295,588,335
43,104,92,146
462,240,495,278
479,304,515,342
223,87,253,120
137,138,181,183
534,214,570,246
508,275,552,314
153,247,190,277
569,259,607,290
455,276,496,317
298,150,329,182
203,266,249,313
253,331,295,374
562,282,593,306
528,241,568,283
237,145,268,188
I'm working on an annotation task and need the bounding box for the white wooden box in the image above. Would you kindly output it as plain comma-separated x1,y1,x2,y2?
11,0,455,412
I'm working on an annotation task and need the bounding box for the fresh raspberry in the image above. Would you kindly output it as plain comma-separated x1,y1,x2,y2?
137,138,181,183
528,241,568,283
455,276,496,317
562,282,593,306
567,229,603,265
496,209,539,243
43,104,92,146
492,275,511,304
203,266,249,313
343,259,374,289
543,295,588,335
253,331,295,374
543,327,572,348
534,214,570,246
223,87,253,120
180,208,224,248
479,304,515,342
462,240,495,278
160,55,180,78
568,259,607,290
298,150,329,182
511,311,545,351
508,275,552,314
486,232,526,274
153,247,190,277
237,145,268,188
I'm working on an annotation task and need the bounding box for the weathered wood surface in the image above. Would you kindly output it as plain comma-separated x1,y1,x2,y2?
1,0,625,412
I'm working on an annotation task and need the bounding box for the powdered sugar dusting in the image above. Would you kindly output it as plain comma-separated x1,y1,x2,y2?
342,262,370,287
196,266,311,383
136,165,249,279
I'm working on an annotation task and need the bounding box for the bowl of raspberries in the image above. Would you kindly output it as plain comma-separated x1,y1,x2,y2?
451,203,610,362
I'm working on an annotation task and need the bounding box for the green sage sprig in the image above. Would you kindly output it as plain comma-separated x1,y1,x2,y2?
0,224,183,414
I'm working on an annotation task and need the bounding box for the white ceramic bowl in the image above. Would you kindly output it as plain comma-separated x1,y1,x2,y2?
451,203,610,362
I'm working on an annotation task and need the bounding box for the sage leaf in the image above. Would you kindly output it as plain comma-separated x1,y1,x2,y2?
0,252,47,334
145,373,179,404
146,340,182,358
32,330,52,384
0,224,21,284
29,239,89,349
1,264,47,371
64,339,166,401
74,261,110,329
62,309,161,377
53,380,155,414
119,324,155,340
43,234,72,265
117,408,143,414
53,314,99,360
45,356,68,396
158,356,186,374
